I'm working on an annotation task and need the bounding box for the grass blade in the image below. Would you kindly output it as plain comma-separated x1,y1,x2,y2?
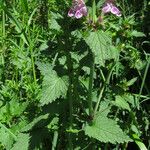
3,6,29,46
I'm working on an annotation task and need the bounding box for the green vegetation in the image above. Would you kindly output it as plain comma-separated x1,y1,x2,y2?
0,0,149,149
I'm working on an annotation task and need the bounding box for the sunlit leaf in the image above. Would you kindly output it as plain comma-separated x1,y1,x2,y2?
11,133,30,150
85,31,118,66
85,115,131,144
131,30,145,37
37,62,69,105
113,95,131,111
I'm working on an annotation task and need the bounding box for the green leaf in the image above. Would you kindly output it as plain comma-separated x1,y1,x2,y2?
47,117,59,130
36,62,54,76
0,127,14,150
39,42,49,51
21,114,49,132
131,30,145,37
28,8,37,26
98,101,111,117
84,115,131,144
126,77,137,86
10,100,28,116
97,0,105,8
3,7,29,45
49,12,62,31
40,75,69,105
92,0,97,22
85,31,118,66
123,94,137,108
11,133,30,150
37,62,69,105
132,134,148,150
66,128,81,133
113,95,131,111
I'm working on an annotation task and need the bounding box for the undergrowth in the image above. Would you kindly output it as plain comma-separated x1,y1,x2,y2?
0,0,149,149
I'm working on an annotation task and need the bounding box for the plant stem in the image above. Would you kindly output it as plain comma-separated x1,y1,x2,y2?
136,58,150,109
87,52,94,117
52,52,58,68
94,84,105,116
65,36,73,150
30,47,37,84
138,59,150,96
67,54,73,150
94,64,115,116
52,131,58,150
2,10,5,38
67,79,73,150
92,0,96,23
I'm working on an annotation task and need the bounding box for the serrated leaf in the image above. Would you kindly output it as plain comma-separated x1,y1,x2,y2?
0,128,14,150
123,94,137,108
37,62,69,105
85,115,131,144
40,75,69,105
85,31,118,66
99,101,111,117
36,62,54,76
113,95,131,111
49,12,62,31
11,133,30,150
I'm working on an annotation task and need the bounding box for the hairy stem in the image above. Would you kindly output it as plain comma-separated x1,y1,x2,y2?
67,53,73,150
87,53,94,117
65,35,74,150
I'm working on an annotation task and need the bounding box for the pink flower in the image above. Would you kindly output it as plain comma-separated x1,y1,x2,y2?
68,0,88,19
102,2,121,17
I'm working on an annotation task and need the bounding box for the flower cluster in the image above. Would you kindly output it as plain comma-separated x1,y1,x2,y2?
68,0,87,19
102,1,121,16
68,0,121,19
